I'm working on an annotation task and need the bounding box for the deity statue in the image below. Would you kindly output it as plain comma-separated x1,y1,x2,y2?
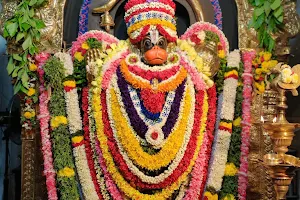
67,0,230,199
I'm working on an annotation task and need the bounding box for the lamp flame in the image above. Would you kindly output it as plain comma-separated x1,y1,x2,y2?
273,117,277,123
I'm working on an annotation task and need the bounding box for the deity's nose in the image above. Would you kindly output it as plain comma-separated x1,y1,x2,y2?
152,45,160,50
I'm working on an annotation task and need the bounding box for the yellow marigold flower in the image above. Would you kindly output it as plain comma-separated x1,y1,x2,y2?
255,68,263,75
218,50,225,59
63,80,76,88
51,116,68,129
24,111,35,119
204,192,218,200
29,63,38,71
223,194,236,200
72,136,84,144
74,52,84,62
224,163,238,176
58,167,75,177
269,60,278,68
261,61,269,70
255,81,265,94
27,88,36,96
81,42,89,50
263,52,272,61
233,117,241,127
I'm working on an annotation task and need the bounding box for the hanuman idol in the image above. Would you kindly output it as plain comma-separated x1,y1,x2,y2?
68,0,230,199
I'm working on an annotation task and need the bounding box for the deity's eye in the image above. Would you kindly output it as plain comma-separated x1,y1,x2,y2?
143,39,153,51
157,37,167,49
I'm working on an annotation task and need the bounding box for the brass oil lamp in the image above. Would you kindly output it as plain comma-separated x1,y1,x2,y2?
262,64,300,200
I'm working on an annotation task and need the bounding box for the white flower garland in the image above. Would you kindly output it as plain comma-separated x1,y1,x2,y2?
124,2,175,18
105,76,197,184
55,53,99,200
206,50,240,192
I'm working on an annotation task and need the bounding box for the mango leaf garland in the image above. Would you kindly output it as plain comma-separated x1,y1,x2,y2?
248,0,283,52
4,0,46,94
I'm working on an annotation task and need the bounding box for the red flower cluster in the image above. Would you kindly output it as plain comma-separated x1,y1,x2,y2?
140,89,165,113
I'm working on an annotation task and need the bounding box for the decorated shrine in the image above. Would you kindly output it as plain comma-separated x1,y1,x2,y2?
1,0,300,199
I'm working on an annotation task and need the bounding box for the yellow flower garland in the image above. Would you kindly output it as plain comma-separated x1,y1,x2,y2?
120,60,187,93
127,19,176,34
109,83,193,170
93,88,209,199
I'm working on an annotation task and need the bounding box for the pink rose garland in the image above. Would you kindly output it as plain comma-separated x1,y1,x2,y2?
36,53,58,200
238,50,256,200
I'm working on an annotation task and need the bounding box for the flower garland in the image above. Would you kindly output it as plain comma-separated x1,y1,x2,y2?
54,52,101,200
180,22,229,56
205,50,240,198
238,50,256,200
43,57,80,200
36,52,58,200
209,0,223,30
78,0,92,36
219,61,244,200
252,51,278,93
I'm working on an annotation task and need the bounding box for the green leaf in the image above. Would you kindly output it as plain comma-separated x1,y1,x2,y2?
16,32,25,42
268,37,275,52
29,46,37,55
35,19,46,29
254,7,264,18
270,0,281,10
254,13,265,30
3,29,9,38
277,15,283,23
21,23,31,31
20,85,29,94
17,68,24,79
29,0,37,6
264,1,271,16
21,13,29,23
13,54,23,61
22,36,32,50
6,57,15,75
274,7,283,19
29,9,35,17
12,67,21,78
6,22,18,37
255,0,264,6
14,81,22,94
21,71,29,89
28,19,36,28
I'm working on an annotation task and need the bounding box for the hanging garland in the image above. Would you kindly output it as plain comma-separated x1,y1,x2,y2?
238,50,256,200
219,59,244,200
43,57,80,200
36,52,58,200
205,50,241,199
54,52,102,200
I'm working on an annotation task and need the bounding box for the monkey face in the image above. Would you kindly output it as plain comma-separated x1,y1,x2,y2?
140,33,168,66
